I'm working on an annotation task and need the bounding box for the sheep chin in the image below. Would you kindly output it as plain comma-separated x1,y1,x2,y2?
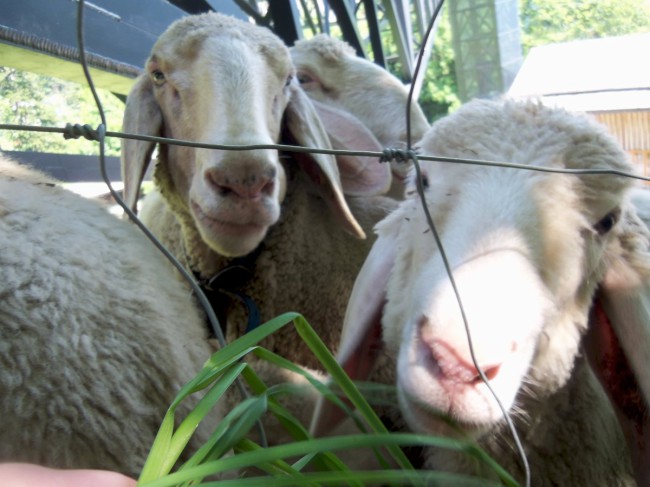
396,386,496,439
190,199,279,257
396,375,506,439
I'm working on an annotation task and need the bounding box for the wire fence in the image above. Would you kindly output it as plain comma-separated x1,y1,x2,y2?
2,1,649,486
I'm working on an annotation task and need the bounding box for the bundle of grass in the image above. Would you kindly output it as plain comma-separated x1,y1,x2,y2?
135,312,520,487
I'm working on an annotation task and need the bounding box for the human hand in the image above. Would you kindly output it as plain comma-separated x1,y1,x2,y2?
0,462,137,487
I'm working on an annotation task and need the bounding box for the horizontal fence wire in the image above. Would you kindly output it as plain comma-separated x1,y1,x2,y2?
1,122,649,182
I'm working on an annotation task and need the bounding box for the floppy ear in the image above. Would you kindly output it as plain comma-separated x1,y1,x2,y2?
284,82,367,238
310,230,398,437
309,99,391,196
586,207,650,485
120,74,162,213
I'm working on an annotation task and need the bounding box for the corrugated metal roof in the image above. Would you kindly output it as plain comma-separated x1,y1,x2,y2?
508,33,650,111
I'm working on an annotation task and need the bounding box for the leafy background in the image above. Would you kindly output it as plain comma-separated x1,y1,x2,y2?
1,0,650,155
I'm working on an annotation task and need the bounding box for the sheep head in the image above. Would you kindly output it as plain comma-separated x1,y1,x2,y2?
290,34,430,189
312,100,649,456
121,13,391,258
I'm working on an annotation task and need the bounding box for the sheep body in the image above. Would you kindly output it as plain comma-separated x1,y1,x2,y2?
121,12,396,435
0,156,214,477
315,99,650,485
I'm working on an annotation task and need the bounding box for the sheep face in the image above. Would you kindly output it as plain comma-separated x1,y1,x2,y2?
290,35,430,186
147,18,292,256
390,102,632,436
291,34,425,145
122,14,387,258
332,100,634,439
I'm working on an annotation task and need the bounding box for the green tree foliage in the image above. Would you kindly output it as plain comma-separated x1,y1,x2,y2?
417,0,650,121
3,1,650,153
0,66,123,155
520,0,650,52
417,8,461,122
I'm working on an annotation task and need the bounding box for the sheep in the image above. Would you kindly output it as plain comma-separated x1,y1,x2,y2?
311,99,650,486
630,186,650,228
0,155,216,478
290,34,431,197
120,12,397,438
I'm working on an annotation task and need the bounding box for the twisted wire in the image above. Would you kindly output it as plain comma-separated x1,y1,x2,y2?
406,0,529,484
2,122,648,183
73,0,267,448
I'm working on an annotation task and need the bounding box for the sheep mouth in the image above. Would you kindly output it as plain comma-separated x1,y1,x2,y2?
191,200,275,238
398,389,495,438
398,341,509,436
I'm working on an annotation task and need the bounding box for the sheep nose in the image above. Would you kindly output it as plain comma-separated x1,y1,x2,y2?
429,338,502,385
205,166,276,199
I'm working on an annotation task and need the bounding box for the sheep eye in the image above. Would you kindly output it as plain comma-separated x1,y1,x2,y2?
285,75,293,87
296,72,314,84
593,210,619,235
151,70,166,86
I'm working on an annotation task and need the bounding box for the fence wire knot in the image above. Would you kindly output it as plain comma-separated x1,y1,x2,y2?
380,147,418,164
63,123,105,142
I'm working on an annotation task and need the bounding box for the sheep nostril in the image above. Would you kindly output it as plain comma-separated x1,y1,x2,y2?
471,364,501,384
257,175,275,197
427,336,503,385
205,168,275,199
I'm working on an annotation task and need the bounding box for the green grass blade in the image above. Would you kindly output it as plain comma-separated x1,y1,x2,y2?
139,413,176,483
290,314,414,470
137,312,519,487
193,469,508,487
181,395,264,470
139,362,248,482
166,363,248,473
138,433,519,487
213,395,268,457
171,346,258,409
243,351,362,476
233,438,302,475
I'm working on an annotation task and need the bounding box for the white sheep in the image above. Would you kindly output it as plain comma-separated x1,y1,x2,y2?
290,34,431,197
630,186,650,228
0,155,215,478
311,99,650,486
120,12,396,436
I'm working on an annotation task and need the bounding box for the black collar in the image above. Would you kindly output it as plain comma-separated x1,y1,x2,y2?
195,246,263,338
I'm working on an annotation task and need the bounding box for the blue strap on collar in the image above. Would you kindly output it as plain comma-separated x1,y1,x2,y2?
198,257,262,335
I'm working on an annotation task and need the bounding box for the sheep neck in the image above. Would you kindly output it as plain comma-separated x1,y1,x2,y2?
193,246,264,337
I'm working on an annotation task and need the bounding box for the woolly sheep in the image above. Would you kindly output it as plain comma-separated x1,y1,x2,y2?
290,34,431,197
311,99,650,486
120,12,397,437
0,155,215,478
630,186,650,228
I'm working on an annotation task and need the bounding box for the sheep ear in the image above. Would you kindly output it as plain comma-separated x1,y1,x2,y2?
309,99,391,196
310,230,397,437
284,83,365,239
586,208,650,484
121,74,162,213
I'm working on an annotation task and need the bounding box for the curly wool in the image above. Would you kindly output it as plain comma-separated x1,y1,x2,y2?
0,157,214,477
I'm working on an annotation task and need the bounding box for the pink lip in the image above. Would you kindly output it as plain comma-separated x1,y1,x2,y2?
191,201,264,237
